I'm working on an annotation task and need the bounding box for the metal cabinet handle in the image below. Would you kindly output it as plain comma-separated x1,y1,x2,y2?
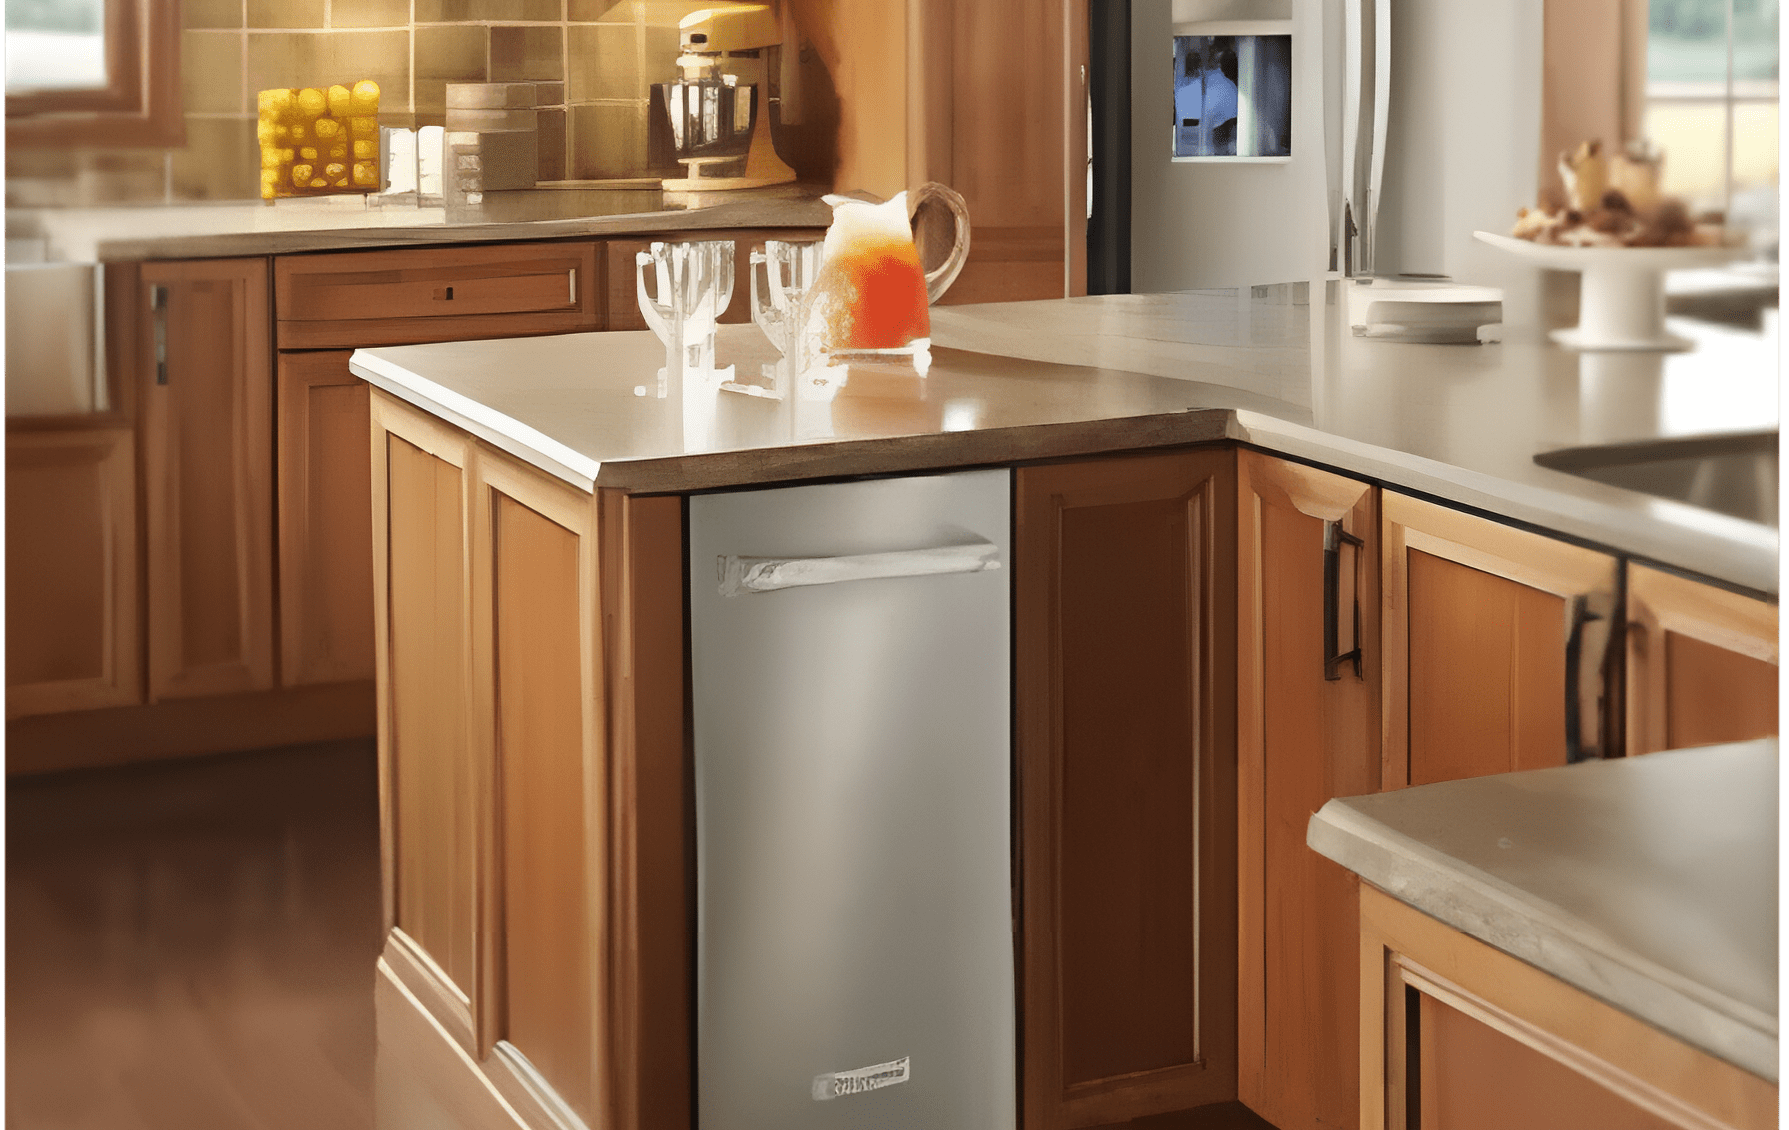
149,284,169,385
1564,594,1614,762
718,542,1001,596
1324,520,1364,681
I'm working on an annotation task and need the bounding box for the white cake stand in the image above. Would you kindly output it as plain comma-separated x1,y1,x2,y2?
1473,230,1742,352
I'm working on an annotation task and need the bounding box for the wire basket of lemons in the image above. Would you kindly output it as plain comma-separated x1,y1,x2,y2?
258,81,381,199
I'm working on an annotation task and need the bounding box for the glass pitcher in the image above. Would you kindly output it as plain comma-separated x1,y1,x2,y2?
807,182,971,360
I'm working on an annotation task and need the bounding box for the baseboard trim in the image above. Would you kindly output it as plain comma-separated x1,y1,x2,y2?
5,680,376,775
376,958,531,1130
380,933,590,1130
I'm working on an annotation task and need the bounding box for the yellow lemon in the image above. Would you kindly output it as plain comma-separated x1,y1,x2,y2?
349,115,377,136
299,146,318,160
310,177,327,188
292,163,314,186
350,80,380,114
352,139,375,159
256,118,277,144
296,87,327,119
313,117,342,141
327,84,352,119
352,162,378,186
324,162,346,181
257,88,293,117
260,146,284,169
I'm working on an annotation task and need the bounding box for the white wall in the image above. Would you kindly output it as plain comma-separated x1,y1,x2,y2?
1129,0,1331,292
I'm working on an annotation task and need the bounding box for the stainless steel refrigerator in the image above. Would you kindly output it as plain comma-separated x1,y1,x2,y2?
689,468,1015,1130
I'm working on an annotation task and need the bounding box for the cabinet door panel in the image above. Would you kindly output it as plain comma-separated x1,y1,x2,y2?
1016,449,1237,1130
1626,564,1777,755
278,351,375,686
385,432,479,1012
1236,453,1376,1130
5,428,141,717
487,484,597,1125
141,258,275,701
1383,493,1619,789
1406,551,1566,785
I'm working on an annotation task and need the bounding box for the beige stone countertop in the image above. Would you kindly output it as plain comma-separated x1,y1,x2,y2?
350,286,1779,596
8,187,833,262
1307,739,1778,1080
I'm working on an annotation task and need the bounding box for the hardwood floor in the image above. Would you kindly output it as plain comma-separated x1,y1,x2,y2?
6,739,381,1130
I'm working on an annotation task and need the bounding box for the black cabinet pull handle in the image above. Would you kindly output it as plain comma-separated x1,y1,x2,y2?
150,284,168,385
1324,520,1364,681
1564,595,1611,762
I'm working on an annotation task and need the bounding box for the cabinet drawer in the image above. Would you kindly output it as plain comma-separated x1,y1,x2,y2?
275,241,601,349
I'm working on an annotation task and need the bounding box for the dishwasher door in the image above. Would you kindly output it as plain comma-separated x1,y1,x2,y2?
689,468,1014,1130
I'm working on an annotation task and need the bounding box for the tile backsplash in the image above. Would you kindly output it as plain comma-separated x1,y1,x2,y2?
8,0,838,207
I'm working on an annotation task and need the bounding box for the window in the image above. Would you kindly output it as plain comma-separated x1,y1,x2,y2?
1644,0,1778,224
5,0,182,148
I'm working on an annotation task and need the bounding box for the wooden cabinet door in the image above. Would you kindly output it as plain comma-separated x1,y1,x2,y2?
371,393,484,1052
278,351,374,686
1625,564,1777,755
5,427,141,718
1383,493,1620,788
1236,453,1378,1130
139,258,275,701
1015,449,1238,1130
469,450,603,1126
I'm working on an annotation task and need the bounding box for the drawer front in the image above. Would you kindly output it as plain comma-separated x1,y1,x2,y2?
275,241,602,349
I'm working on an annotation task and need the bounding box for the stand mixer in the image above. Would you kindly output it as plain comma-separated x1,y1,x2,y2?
657,3,797,191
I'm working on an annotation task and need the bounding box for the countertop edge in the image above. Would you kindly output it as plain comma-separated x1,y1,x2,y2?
1307,798,1779,1081
352,352,601,491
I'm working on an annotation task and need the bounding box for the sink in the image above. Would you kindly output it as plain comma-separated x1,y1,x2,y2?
1535,431,1778,527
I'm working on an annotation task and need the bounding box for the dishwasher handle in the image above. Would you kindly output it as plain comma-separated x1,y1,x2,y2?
718,541,1001,596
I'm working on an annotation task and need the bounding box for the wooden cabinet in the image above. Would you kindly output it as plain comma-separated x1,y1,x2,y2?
1382,492,1620,788
1625,564,1778,755
1014,449,1238,1129
1236,453,1379,1130
369,390,688,1130
139,258,276,702
278,351,374,686
5,427,141,718
1358,884,1773,1130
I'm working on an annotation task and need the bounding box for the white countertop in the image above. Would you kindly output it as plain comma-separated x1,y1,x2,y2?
1306,740,1778,1080
350,283,1779,595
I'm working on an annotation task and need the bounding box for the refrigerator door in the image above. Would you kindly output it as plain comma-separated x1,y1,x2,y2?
689,468,1014,1130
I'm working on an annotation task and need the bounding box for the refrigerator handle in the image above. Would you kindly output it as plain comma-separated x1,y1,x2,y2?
718,541,1001,596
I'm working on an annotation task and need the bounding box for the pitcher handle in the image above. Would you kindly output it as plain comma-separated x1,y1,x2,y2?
910,181,971,305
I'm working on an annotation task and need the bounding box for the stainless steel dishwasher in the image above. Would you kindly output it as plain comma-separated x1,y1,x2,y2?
689,468,1015,1130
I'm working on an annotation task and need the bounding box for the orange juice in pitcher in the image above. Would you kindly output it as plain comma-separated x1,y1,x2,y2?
809,183,970,360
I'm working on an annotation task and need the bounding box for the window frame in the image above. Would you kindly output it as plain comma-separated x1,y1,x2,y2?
6,0,184,148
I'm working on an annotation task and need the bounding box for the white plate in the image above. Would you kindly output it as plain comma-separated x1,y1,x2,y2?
1472,230,1742,270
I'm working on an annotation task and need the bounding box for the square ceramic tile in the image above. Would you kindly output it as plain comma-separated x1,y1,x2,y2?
417,0,563,18
75,151,171,205
415,25,491,118
537,106,567,180
567,23,639,102
248,0,325,29
182,31,246,114
489,25,563,82
248,30,411,112
171,117,261,201
567,0,627,20
332,0,410,28
184,0,244,29
569,100,647,178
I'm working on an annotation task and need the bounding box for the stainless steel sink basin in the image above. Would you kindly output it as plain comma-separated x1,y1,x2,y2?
1535,431,1778,527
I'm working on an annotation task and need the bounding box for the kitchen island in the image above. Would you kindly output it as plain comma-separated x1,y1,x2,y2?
349,284,1778,1130
1308,739,1777,1129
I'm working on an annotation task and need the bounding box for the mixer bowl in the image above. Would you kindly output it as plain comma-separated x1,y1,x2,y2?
651,79,757,171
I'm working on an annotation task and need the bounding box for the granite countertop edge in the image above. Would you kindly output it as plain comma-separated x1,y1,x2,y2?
1307,793,1778,1082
